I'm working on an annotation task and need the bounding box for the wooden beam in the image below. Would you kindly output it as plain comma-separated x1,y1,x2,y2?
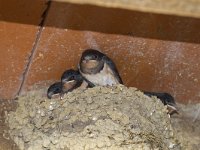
53,0,200,18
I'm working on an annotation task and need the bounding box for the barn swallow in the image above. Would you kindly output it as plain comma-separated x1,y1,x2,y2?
60,69,94,99
78,49,177,114
78,49,123,86
143,91,178,115
47,82,62,99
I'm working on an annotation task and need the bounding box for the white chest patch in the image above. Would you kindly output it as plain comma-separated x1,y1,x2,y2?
80,63,119,86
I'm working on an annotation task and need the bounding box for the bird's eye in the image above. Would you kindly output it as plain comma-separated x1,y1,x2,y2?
70,75,74,80
94,55,98,59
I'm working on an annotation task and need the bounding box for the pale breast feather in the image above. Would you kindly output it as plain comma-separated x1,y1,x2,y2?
81,63,120,86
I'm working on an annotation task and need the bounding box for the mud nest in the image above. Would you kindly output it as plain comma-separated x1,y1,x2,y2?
6,85,180,150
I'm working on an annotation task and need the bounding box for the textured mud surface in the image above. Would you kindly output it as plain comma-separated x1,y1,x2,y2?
5,85,181,150
0,99,19,150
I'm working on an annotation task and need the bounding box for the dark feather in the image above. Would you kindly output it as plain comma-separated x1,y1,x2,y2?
47,82,62,99
102,56,123,84
143,91,176,106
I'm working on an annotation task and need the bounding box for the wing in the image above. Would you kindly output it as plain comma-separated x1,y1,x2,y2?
143,91,176,105
103,56,123,84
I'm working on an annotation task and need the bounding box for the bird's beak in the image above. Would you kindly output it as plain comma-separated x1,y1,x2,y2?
60,93,64,100
81,60,98,69
47,92,60,99
167,105,179,115
47,92,53,99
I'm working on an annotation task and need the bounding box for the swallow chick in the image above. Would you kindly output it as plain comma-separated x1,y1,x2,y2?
143,91,178,115
78,49,123,86
60,69,93,99
47,82,62,99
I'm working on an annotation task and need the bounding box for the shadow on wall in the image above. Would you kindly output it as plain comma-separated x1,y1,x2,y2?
0,0,200,44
